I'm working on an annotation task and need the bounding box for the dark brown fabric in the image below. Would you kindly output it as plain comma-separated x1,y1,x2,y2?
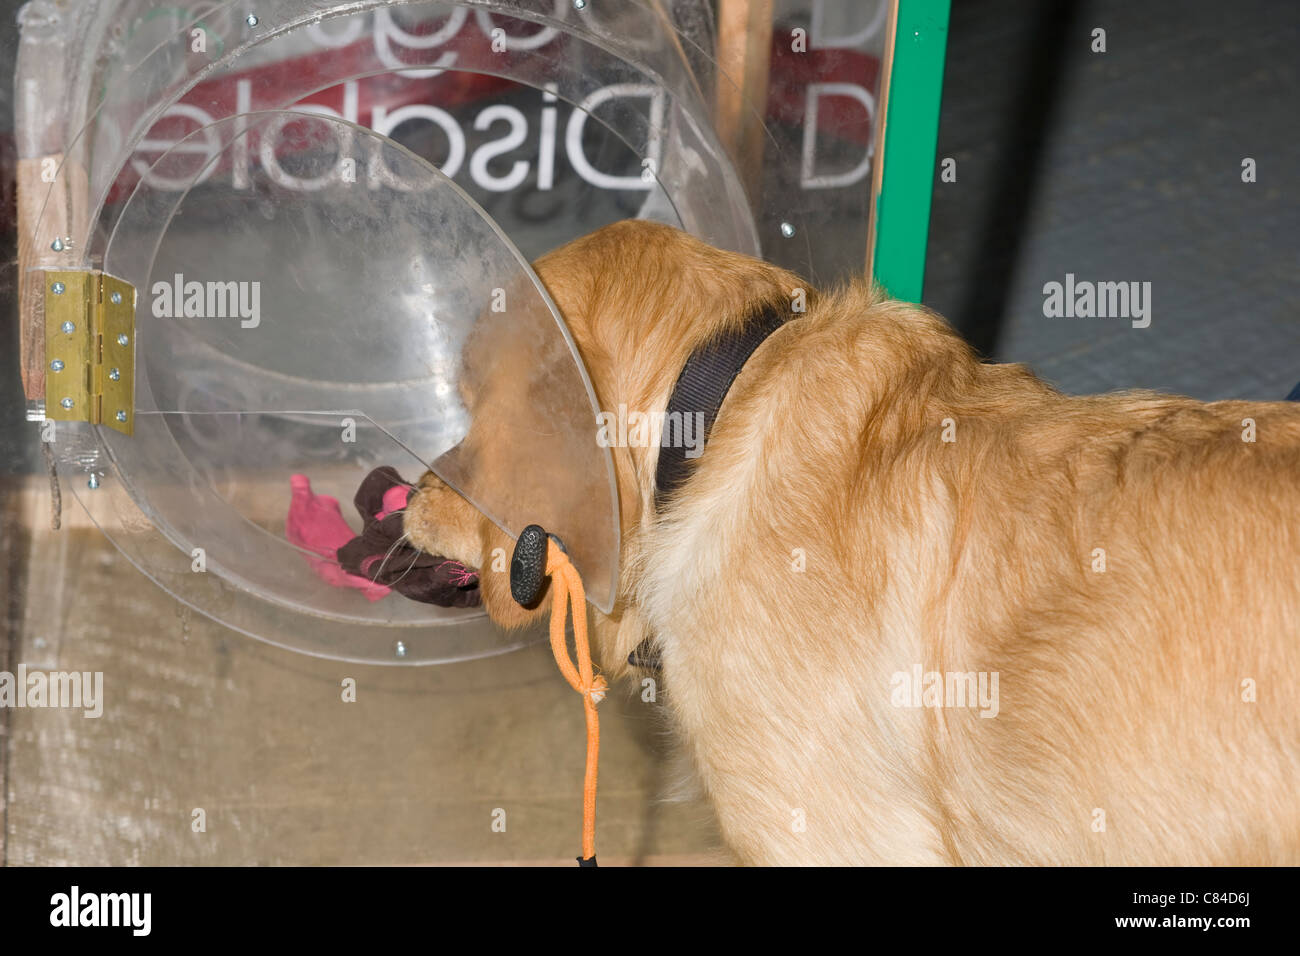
337,467,481,608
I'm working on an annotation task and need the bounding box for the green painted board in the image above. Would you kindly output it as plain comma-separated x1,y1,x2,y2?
870,0,951,303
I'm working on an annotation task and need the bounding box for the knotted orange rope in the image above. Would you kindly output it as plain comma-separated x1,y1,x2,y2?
544,539,606,864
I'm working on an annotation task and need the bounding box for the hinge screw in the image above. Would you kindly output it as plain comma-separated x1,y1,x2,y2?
117,333,130,346
50,238,64,252
87,474,100,490
574,0,587,9
109,367,121,381
60,397,73,409
395,641,408,658
50,359,65,372
115,410,128,423
61,321,75,334
246,14,259,26
780,222,796,238
51,282,65,295
110,291,123,305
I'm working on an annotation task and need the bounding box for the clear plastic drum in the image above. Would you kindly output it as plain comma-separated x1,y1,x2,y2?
18,0,762,663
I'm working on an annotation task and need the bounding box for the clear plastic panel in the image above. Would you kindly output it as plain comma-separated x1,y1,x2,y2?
22,1,759,266
757,0,891,281
18,0,767,663
81,111,619,661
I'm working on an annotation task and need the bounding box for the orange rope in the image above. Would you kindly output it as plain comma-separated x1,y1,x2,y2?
544,539,606,863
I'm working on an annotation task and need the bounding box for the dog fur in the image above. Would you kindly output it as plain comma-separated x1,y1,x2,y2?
405,219,1300,865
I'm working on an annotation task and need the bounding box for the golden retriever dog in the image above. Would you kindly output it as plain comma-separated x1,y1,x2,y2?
405,219,1300,865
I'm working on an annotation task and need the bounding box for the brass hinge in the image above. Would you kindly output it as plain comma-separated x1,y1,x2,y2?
43,271,136,436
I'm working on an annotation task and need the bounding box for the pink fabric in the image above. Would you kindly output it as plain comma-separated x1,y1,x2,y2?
441,560,478,587
376,483,411,521
286,473,391,601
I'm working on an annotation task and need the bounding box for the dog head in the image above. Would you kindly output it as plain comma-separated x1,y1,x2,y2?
403,219,808,663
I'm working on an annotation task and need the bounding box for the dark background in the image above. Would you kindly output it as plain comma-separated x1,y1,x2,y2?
1,0,1297,475
925,0,1298,403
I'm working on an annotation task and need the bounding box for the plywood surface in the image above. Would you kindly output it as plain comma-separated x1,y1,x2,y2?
2,475,725,866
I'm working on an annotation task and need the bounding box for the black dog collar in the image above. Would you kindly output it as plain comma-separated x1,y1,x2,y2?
630,303,790,671
652,303,790,511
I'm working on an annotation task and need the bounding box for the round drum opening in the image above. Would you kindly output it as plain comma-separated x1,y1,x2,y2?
26,1,761,664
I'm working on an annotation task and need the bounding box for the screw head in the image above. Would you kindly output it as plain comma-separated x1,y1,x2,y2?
50,359,65,372
110,291,123,305
108,367,121,381
60,397,73,409
50,238,64,252
87,474,100,490
115,410,128,423
51,282,65,295
395,641,408,658
117,333,129,346
246,13,258,26
780,221,796,238
573,0,587,8
61,321,75,334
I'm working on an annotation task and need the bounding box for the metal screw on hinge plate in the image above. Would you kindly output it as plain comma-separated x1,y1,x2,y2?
50,359,65,372
395,641,408,658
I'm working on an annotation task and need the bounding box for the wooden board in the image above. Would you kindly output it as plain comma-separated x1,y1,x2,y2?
2,477,726,864
17,155,90,402
714,0,775,206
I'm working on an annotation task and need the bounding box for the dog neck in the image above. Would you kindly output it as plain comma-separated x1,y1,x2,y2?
653,303,791,512
623,303,790,671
